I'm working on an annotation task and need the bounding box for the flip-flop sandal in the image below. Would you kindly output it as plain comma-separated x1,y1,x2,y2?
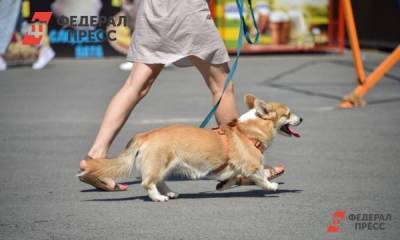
95,177,129,191
79,173,128,191
78,155,128,191
114,183,129,191
234,166,285,186
267,166,285,181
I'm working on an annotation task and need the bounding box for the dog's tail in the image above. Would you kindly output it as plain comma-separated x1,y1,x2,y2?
77,137,143,180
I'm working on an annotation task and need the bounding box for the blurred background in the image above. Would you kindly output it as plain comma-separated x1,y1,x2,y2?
1,0,399,68
1,1,400,239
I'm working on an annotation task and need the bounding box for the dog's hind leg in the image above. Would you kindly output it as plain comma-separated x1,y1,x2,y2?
142,176,169,202
248,168,278,191
140,150,176,202
157,181,179,199
141,166,169,202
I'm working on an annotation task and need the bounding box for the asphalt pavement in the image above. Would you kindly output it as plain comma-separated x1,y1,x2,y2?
0,50,399,240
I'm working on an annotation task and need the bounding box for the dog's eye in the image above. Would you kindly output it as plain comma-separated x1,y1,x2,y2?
287,112,291,118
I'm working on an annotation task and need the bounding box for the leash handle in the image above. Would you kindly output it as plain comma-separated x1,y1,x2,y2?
199,0,259,128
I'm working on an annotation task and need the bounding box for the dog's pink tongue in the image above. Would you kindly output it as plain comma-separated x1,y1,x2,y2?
288,126,300,138
291,131,300,138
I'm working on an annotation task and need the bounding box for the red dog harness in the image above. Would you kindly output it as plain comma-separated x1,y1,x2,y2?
210,125,265,174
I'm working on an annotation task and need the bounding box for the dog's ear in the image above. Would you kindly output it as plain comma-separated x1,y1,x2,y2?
255,99,276,120
244,94,257,109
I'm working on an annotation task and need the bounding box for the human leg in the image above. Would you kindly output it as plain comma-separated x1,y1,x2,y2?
87,62,164,159
190,56,239,125
79,62,164,191
190,56,285,186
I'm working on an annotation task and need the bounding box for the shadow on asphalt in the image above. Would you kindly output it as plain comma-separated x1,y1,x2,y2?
83,189,303,202
368,97,400,105
79,177,211,193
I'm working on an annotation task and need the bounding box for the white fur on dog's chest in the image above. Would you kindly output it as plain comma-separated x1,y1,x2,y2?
239,109,257,121
239,109,272,149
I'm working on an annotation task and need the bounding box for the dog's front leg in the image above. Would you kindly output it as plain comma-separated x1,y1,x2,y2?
157,181,179,199
216,176,238,191
142,182,169,202
248,168,278,191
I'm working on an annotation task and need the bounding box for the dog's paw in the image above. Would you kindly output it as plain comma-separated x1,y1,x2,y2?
151,195,169,202
216,180,228,191
166,192,179,199
268,182,278,191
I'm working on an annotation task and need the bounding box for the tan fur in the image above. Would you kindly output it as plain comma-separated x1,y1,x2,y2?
78,95,302,202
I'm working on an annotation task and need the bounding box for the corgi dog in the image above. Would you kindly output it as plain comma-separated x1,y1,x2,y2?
78,95,302,202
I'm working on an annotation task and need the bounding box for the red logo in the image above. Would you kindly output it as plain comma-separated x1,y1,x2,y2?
327,210,346,233
22,12,53,46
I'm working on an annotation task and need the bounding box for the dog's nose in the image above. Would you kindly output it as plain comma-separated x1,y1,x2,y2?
299,117,303,123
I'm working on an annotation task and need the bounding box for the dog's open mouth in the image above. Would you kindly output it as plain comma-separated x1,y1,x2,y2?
280,124,300,138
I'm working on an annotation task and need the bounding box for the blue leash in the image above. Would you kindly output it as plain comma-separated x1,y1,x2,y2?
199,0,259,128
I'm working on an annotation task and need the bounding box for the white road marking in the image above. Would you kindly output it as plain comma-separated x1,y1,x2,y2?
132,117,203,125
296,106,337,111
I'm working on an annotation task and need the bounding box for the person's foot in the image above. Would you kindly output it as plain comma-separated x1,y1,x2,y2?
0,56,7,71
32,46,55,70
78,158,129,191
265,165,285,180
237,165,285,186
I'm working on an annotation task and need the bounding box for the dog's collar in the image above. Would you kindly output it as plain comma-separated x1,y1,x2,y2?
250,137,265,154
228,119,265,154
239,132,265,154
210,126,264,175
212,126,265,154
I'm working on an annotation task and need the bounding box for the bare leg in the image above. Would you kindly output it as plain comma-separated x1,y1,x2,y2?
79,62,163,191
190,56,239,125
190,56,285,186
88,62,164,159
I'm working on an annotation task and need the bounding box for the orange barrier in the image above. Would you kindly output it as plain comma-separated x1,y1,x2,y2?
340,0,400,108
